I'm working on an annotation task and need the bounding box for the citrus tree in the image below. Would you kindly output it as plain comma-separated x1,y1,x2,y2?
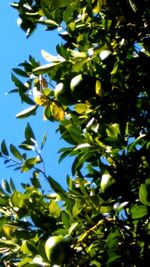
0,0,150,266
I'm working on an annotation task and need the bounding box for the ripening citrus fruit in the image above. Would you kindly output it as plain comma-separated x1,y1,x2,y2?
45,236,67,265
100,173,116,193
70,74,96,101
54,83,76,105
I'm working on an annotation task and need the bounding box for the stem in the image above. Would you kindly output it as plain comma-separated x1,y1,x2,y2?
78,217,114,243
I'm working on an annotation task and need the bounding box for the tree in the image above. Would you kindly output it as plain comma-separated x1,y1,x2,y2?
0,0,150,266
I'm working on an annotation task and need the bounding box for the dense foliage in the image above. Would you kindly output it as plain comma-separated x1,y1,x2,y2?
0,0,150,266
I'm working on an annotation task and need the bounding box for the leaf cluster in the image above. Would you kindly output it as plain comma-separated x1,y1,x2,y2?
0,0,150,266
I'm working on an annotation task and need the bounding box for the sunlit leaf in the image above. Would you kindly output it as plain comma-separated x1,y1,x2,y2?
33,62,60,75
95,80,103,96
21,157,41,172
75,103,88,114
16,105,38,119
41,49,65,62
11,191,25,208
40,132,47,150
50,102,65,121
49,200,61,218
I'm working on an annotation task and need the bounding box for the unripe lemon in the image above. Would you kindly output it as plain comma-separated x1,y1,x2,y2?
45,236,67,265
100,173,116,193
70,74,96,101
54,83,76,105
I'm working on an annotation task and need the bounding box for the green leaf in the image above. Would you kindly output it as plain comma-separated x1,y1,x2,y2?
71,152,91,175
1,179,11,194
11,73,26,88
11,191,25,208
16,105,38,119
61,210,70,228
21,157,41,172
38,19,59,28
47,176,65,193
0,239,17,248
49,200,61,218
139,183,150,206
131,205,148,219
33,62,60,75
40,132,47,150
18,257,33,267
10,144,22,160
68,222,78,235
30,171,41,189
1,140,9,156
12,68,29,77
58,148,72,163
90,260,101,267
106,123,120,138
20,240,32,255
0,217,7,230
9,178,16,192
43,104,53,121
106,250,121,265
75,103,88,114
25,123,36,143
129,0,138,12
50,101,65,121
63,2,78,23
107,229,121,249
18,87,35,105
72,198,84,217
111,61,118,75
42,0,72,9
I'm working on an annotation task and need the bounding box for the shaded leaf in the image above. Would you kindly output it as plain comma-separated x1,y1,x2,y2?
9,178,16,192
139,183,150,206
1,140,9,156
25,123,36,143
47,176,65,193
1,179,11,194
10,144,22,160
131,205,148,219
12,68,29,77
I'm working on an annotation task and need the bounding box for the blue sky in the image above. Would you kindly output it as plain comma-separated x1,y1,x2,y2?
0,1,72,190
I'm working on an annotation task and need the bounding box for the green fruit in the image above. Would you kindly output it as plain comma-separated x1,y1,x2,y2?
45,236,67,265
99,50,112,61
99,50,114,71
100,173,116,193
54,83,76,105
70,74,96,101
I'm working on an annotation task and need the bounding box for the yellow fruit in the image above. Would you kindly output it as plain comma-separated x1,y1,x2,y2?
45,236,67,265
